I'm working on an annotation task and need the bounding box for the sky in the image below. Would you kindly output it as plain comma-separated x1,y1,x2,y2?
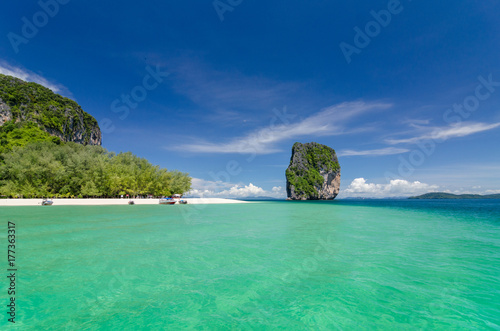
1,0,500,198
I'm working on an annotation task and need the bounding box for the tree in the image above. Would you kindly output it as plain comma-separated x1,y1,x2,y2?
0,141,191,198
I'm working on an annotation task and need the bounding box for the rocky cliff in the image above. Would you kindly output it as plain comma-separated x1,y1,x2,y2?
286,142,340,200
0,74,101,145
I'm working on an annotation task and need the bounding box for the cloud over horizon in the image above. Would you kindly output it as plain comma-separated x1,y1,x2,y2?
186,178,286,198
341,178,439,198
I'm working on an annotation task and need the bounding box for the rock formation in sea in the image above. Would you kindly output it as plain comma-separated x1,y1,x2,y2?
286,142,341,200
0,74,101,145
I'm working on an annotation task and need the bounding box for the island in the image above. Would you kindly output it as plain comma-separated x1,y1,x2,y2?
409,192,500,199
0,73,191,199
285,142,340,200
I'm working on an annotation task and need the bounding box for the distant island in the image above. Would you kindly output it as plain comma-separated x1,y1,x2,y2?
0,74,191,198
409,192,500,199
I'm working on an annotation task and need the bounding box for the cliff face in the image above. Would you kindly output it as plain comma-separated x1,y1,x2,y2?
286,142,341,200
0,74,101,145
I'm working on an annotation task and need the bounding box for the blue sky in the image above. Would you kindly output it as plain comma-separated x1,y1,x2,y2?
1,0,500,198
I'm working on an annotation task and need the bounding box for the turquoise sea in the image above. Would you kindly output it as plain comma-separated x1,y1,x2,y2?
1,200,500,330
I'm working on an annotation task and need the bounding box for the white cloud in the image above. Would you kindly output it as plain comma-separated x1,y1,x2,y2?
484,189,500,194
341,178,439,198
339,147,409,157
387,122,500,144
272,186,285,194
439,188,500,195
173,101,391,154
186,178,286,198
0,60,70,96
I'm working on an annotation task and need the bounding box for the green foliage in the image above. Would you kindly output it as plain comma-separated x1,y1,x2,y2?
0,74,189,199
0,74,99,144
286,166,324,197
0,141,191,198
296,142,340,173
0,120,61,154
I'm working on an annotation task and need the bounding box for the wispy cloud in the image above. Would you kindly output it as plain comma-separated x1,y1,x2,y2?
157,57,301,113
401,118,430,126
172,101,392,154
387,122,500,144
0,60,71,96
339,147,409,157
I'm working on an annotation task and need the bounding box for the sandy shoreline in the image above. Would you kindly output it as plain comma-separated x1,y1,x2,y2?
0,198,252,206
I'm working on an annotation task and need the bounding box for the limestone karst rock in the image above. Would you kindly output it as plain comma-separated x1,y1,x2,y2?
0,74,101,145
286,142,341,200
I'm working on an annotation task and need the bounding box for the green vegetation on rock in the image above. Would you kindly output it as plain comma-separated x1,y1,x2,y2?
286,166,324,198
0,120,61,154
0,73,100,145
302,142,340,173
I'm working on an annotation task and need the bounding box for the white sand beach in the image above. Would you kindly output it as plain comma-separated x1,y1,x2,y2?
0,198,251,206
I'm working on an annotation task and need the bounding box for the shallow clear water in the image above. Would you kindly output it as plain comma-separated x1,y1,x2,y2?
1,200,500,330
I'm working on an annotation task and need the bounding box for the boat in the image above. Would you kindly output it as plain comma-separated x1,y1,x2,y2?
172,194,188,204
128,200,135,205
42,199,53,206
159,194,188,205
159,197,176,205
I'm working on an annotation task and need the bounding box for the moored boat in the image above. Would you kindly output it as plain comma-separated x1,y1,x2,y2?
159,197,176,205
172,194,188,204
42,199,53,206
159,194,188,205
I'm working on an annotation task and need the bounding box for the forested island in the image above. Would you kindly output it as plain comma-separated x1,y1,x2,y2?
0,74,191,198
409,192,500,199
286,142,340,200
